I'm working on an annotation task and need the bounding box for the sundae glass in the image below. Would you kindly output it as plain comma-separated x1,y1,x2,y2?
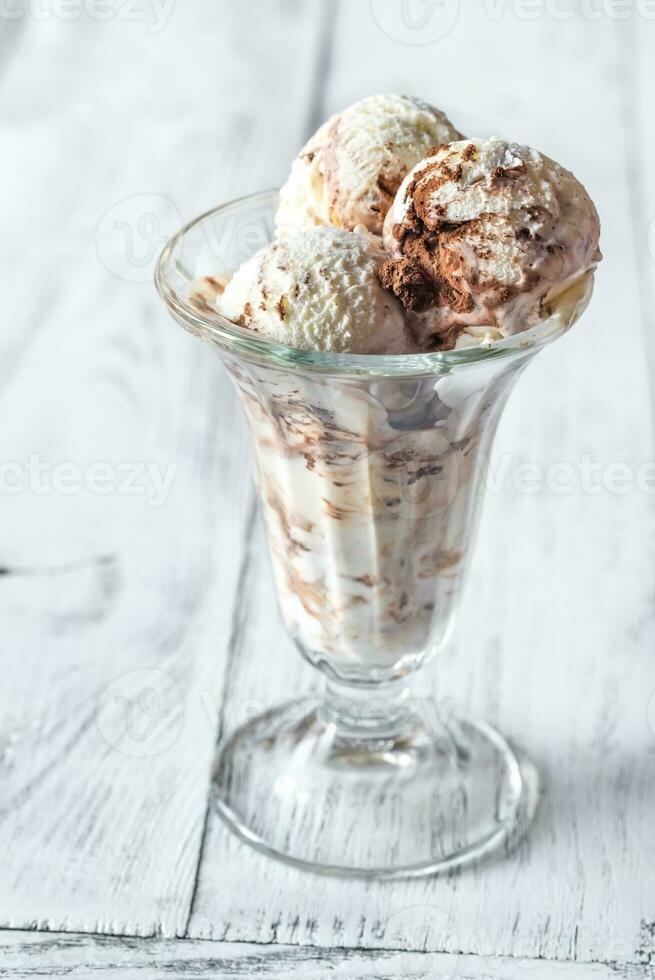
156,187,594,877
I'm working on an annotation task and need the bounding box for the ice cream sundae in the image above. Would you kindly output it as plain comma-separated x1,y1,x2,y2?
186,95,600,678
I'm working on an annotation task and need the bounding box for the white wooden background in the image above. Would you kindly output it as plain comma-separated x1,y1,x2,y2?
1,1,654,977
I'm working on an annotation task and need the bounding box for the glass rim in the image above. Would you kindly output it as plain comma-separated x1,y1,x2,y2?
155,189,592,378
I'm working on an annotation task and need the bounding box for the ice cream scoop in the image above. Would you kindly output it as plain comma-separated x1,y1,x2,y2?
276,94,463,237
380,138,601,348
218,226,412,354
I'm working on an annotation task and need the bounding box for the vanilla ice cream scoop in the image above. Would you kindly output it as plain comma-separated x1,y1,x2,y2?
380,138,601,348
276,94,463,237
218,227,412,354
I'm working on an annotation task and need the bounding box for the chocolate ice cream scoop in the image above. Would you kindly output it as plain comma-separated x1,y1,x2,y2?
380,138,601,348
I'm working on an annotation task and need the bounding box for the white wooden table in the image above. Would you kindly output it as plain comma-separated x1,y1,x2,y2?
1,1,654,976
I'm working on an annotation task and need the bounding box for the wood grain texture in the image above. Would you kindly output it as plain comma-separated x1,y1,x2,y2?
2,931,654,980
620,9,655,400
1,0,654,971
0,0,324,938
188,0,655,966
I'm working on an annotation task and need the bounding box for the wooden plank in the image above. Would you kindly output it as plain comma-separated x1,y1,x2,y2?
0,0,324,938
1,930,653,979
620,2,655,383
189,1,655,965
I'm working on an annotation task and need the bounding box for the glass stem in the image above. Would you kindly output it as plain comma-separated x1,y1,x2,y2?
322,675,417,741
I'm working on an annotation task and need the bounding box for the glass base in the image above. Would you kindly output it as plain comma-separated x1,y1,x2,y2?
212,697,538,878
